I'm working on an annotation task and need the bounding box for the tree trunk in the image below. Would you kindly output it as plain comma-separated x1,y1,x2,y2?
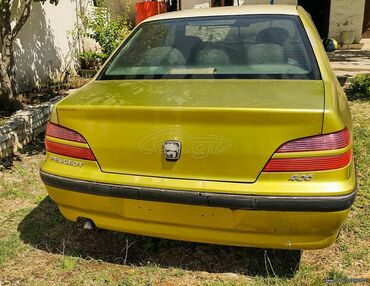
0,58,22,111
0,0,32,111
0,60,21,111
5,43,18,97
0,1,16,110
1,33,18,96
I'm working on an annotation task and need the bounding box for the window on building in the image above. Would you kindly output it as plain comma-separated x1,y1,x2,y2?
212,0,234,6
167,0,178,11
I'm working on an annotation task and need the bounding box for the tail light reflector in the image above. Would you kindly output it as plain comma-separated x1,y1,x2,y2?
45,123,95,161
45,140,96,161
264,150,351,172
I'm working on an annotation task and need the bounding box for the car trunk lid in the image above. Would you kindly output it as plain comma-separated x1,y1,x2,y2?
56,79,324,183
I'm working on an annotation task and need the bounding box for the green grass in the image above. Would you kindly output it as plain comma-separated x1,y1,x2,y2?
58,256,77,271
0,233,28,267
0,100,368,285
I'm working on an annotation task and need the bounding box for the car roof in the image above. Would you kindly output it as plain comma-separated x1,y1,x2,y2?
142,5,299,23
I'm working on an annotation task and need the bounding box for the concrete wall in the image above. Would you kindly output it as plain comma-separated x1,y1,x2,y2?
13,0,91,91
328,0,366,43
182,0,210,9
0,96,61,160
107,0,136,23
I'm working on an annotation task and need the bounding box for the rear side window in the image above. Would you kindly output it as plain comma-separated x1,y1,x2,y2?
100,15,320,80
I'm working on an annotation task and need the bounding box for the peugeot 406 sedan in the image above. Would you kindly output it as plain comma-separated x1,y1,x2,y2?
40,5,356,250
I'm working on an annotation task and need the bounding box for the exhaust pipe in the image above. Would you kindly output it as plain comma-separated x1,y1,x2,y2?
80,218,95,230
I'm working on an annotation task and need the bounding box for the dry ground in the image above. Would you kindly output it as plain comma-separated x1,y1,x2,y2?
0,101,369,286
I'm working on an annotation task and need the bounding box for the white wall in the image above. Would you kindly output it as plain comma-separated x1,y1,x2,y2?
13,0,91,90
328,0,366,43
182,0,210,9
107,0,136,23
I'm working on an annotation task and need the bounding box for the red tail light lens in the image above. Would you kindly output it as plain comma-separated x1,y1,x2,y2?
45,140,96,161
276,128,350,153
45,123,95,161
264,150,351,172
264,128,351,172
46,123,86,143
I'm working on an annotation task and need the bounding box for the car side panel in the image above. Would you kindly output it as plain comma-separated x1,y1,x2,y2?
298,6,353,134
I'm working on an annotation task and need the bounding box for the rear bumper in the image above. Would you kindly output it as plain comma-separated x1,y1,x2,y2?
40,171,356,212
40,170,356,249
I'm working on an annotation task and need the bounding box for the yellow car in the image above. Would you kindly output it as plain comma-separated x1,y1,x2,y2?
40,5,356,250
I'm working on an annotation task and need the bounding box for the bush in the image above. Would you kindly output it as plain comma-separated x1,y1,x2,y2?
348,74,370,100
93,0,105,7
78,51,108,70
83,6,131,55
72,2,131,72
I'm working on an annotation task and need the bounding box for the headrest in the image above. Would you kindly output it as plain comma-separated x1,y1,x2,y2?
144,47,185,66
195,48,230,65
247,43,285,64
256,27,290,46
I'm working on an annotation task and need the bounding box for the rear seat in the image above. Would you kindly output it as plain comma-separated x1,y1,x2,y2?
175,36,203,64
247,43,285,65
143,47,185,66
194,45,230,65
246,27,289,65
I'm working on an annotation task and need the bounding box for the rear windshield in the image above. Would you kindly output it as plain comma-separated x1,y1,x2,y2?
99,15,320,80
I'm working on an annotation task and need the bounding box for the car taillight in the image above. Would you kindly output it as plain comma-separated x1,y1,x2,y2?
46,123,86,143
264,150,351,172
276,128,350,153
45,123,96,161
264,128,351,172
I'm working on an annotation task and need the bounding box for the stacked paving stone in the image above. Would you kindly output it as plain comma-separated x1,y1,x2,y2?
0,96,62,160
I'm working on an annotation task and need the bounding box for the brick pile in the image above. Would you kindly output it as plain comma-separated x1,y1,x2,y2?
0,96,62,159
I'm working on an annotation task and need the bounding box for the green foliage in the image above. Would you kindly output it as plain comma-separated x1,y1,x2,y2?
82,6,131,55
78,51,108,70
72,1,131,71
93,0,105,7
59,256,76,271
348,74,370,100
0,234,25,267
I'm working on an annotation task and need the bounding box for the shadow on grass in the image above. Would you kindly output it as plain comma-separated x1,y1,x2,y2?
18,133,46,156
0,133,45,169
18,197,301,278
